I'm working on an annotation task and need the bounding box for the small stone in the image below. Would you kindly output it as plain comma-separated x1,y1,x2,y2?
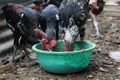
2,74,6,76
104,57,109,60
98,48,102,52
106,42,111,45
87,75,94,78
17,68,27,75
102,60,113,65
93,49,98,54
93,48,101,54
112,40,120,44
105,36,112,42
19,63,26,67
105,65,114,69
94,40,99,43
99,67,108,72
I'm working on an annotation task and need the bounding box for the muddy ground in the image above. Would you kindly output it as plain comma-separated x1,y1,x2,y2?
0,7,120,80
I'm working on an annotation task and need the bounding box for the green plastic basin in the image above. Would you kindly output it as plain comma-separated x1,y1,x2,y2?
32,40,96,74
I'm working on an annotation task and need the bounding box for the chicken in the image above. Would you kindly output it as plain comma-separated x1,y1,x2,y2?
33,4,60,51
2,3,57,62
38,4,59,50
64,18,79,51
2,3,41,62
90,0,105,15
39,4,60,40
89,0,105,36
59,0,90,51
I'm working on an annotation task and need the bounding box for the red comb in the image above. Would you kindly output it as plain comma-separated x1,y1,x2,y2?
50,40,57,49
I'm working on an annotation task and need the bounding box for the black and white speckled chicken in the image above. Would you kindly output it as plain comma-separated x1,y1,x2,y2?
64,18,79,51
59,0,90,51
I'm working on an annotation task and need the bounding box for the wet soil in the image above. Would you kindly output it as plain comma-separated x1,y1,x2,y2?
0,7,120,80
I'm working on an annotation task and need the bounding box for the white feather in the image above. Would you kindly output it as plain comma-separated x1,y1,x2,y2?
56,14,59,20
64,25,79,44
64,29,73,44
